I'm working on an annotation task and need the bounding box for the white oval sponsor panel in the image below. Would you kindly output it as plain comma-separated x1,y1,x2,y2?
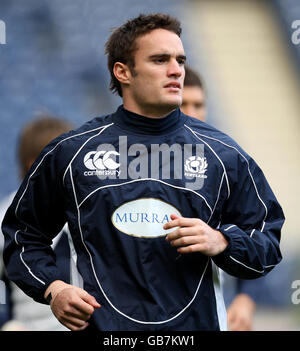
111,198,181,238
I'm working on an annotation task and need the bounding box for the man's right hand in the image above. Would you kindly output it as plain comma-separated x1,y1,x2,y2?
44,280,101,331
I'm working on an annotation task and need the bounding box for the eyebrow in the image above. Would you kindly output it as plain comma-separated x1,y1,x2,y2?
149,53,187,61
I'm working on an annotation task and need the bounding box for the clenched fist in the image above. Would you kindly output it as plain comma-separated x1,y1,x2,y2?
44,280,101,331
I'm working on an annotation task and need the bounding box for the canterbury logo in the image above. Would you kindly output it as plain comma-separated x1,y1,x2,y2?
84,151,120,170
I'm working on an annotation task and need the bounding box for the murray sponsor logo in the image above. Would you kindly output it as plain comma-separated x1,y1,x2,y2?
83,136,208,190
111,198,181,238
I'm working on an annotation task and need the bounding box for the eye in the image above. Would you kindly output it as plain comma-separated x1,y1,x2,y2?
154,57,166,64
177,57,186,65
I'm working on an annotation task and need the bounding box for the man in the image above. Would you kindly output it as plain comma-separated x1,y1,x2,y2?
0,116,72,330
181,66,258,331
181,66,206,121
2,13,284,331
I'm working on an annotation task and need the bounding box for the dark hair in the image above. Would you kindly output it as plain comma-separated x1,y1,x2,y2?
105,13,182,97
184,66,204,90
18,115,73,178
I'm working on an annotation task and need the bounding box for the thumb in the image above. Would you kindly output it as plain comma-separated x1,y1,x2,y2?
79,289,101,308
170,213,180,220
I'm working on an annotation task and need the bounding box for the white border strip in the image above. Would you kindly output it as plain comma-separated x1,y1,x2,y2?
68,165,211,324
14,230,21,245
207,172,225,224
15,123,113,218
184,124,230,199
63,123,114,183
229,255,275,274
186,126,273,273
224,225,236,232
191,129,268,231
211,261,227,331
13,123,113,287
20,247,45,285
78,177,213,215
15,226,46,285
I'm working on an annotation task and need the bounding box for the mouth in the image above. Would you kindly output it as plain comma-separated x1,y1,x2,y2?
164,82,181,91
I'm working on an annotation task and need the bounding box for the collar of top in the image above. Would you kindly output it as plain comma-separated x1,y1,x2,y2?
112,105,186,135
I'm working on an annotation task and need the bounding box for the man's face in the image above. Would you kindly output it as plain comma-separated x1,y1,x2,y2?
125,28,186,117
181,86,206,121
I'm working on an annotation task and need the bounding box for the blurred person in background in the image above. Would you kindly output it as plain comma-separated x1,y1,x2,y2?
1,13,284,331
181,66,206,121
0,116,73,331
181,66,257,331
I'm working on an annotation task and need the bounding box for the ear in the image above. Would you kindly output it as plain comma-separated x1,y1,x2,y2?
113,62,131,86
26,158,35,173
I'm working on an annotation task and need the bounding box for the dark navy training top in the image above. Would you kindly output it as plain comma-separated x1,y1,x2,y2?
2,105,284,330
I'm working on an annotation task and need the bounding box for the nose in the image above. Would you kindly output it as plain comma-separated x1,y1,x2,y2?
167,58,182,78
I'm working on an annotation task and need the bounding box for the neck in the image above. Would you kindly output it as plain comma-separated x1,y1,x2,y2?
112,105,186,136
123,101,177,119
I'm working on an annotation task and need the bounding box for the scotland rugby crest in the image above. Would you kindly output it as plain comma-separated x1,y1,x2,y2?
184,156,208,179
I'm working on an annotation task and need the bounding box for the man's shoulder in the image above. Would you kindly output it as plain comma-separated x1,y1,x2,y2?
48,113,114,152
31,113,115,173
183,114,254,166
183,115,239,149
62,113,113,143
